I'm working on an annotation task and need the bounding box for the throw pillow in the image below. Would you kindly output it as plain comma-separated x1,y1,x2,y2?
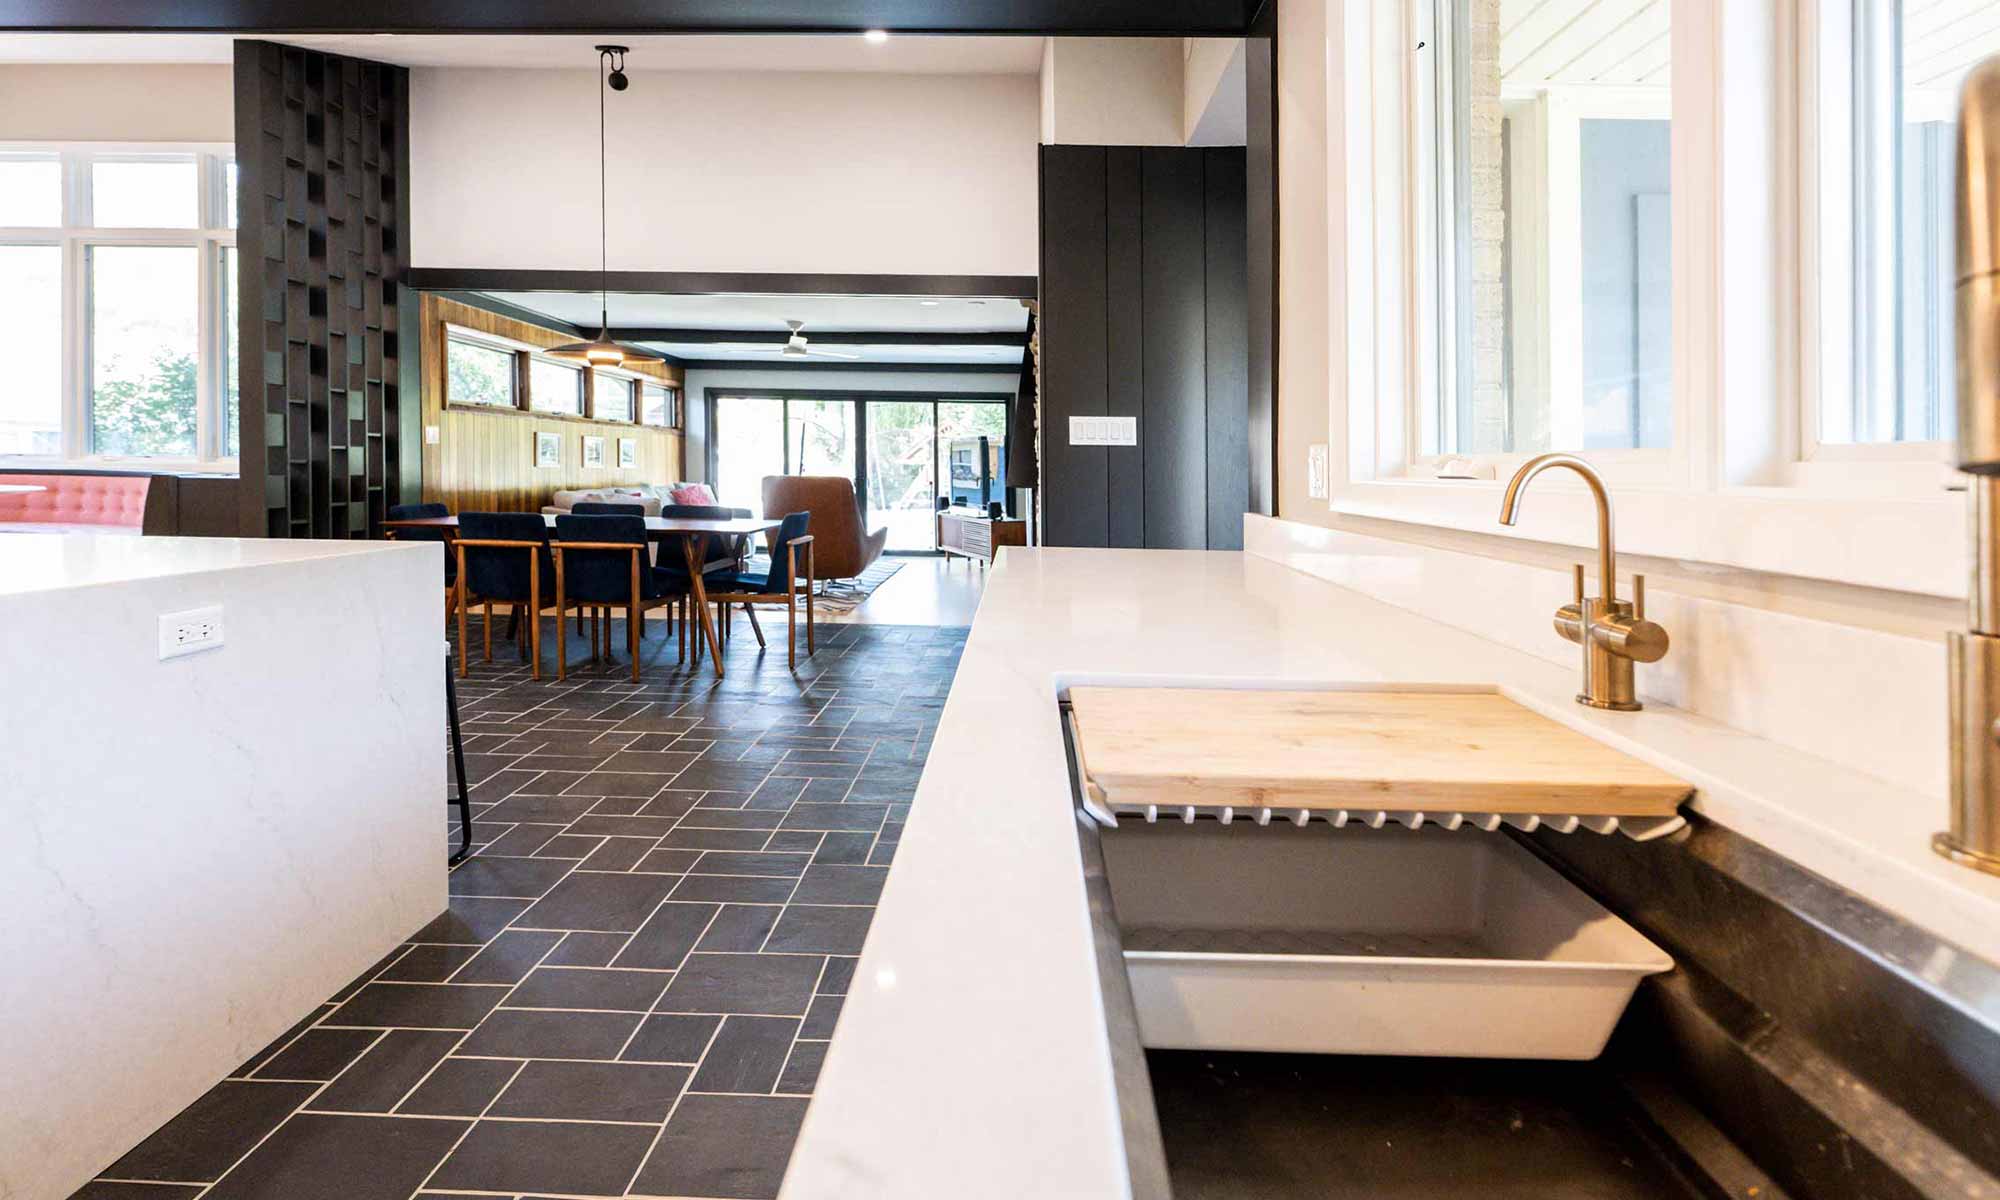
670,483,718,506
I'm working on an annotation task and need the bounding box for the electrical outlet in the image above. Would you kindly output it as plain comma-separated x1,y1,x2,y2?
1308,444,1330,500
159,606,225,661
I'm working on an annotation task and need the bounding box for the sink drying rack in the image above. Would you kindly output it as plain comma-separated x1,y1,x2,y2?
1061,685,1696,843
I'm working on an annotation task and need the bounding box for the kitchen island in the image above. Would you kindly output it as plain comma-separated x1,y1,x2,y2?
0,534,444,1200
782,539,2000,1199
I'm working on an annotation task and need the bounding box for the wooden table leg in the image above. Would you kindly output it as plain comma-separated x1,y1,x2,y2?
682,533,726,677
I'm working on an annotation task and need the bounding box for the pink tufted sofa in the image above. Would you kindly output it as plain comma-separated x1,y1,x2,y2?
0,472,171,535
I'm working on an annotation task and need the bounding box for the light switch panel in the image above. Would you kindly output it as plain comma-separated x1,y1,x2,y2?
424,425,441,445
1069,416,1138,447
1308,444,1329,500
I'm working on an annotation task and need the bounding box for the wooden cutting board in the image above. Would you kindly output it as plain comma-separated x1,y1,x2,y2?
1067,687,1693,817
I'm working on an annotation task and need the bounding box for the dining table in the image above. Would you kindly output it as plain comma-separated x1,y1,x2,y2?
380,512,780,677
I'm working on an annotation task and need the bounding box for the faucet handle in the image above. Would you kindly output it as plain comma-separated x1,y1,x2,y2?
1573,563,1586,605
1634,573,1646,618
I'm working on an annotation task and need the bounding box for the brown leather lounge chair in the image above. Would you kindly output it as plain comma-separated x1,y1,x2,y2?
761,475,887,587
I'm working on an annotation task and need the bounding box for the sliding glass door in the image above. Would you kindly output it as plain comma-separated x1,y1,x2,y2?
711,395,785,512
865,401,937,552
709,392,1011,551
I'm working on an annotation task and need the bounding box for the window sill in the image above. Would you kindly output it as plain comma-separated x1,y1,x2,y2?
0,456,239,477
1331,477,1964,598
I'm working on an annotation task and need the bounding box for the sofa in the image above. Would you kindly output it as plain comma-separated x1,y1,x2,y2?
541,484,706,517
0,471,171,535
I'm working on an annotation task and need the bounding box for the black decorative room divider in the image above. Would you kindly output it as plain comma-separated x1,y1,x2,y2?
233,40,421,538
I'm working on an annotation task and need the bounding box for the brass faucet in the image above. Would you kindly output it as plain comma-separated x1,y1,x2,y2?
1937,57,2000,876
1498,453,1668,711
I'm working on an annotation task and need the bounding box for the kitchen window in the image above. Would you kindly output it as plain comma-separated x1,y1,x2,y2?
1330,2,1971,597
0,143,237,466
1415,0,1673,463
1808,0,1999,450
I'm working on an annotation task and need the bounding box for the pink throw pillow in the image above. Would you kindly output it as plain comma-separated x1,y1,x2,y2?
670,483,718,506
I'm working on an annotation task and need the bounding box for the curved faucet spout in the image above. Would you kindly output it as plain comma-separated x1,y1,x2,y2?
1498,452,1616,602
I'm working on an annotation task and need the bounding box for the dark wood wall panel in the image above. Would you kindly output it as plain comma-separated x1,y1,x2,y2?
1204,147,1250,551
1038,146,1111,549
1039,144,1247,550
234,39,416,538
1140,148,1209,551
1104,148,1147,548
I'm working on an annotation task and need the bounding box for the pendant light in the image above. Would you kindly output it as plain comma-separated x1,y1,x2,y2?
549,45,662,366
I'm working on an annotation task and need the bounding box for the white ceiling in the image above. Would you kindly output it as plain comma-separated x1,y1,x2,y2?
0,33,1048,75
479,290,1029,366
487,291,1030,334
1500,0,1670,88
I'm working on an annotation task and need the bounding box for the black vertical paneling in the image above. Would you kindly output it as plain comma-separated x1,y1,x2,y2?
234,39,410,538
1204,148,1250,551
1038,146,1110,548
1139,148,1208,551
1104,148,1146,548
1245,0,1278,518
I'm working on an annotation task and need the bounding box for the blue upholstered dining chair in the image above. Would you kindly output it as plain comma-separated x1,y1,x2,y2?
552,513,690,681
700,511,816,668
455,512,559,680
386,502,458,621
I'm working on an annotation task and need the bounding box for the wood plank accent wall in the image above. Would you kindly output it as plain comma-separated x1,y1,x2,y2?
234,40,418,538
419,294,687,514
1038,145,1249,551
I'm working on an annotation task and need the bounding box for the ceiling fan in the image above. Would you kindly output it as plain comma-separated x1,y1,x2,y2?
730,319,861,361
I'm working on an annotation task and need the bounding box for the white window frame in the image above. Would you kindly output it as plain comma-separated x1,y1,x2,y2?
1326,1,1966,599
0,142,238,471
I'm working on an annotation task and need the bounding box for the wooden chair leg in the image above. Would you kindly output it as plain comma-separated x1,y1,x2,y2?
458,588,470,678
787,594,796,670
742,603,766,648
629,601,642,683
483,600,493,663
528,562,542,682
555,567,568,682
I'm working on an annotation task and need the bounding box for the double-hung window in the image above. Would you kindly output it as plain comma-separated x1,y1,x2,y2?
1334,1,1987,596
1807,0,1998,453
1411,0,1673,469
0,144,237,465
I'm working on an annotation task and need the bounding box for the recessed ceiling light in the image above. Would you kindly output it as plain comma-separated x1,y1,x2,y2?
863,29,890,44
919,300,940,307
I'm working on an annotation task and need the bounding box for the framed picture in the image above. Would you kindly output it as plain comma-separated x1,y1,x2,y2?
582,435,606,469
618,437,638,468
533,430,561,469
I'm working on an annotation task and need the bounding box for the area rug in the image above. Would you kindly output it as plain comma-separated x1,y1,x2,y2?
738,555,905,613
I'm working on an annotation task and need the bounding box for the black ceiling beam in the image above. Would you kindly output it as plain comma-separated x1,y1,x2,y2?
0,1,1253,34
409,269,1036,299
609,328,1029,348
677,359,1020,375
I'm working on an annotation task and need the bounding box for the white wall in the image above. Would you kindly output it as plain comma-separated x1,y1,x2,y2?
409,68,1039,275
1183,38,1248,146
0,64,233,141
1037,38,1184,145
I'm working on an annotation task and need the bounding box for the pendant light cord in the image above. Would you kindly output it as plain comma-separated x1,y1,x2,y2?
599,49,609,331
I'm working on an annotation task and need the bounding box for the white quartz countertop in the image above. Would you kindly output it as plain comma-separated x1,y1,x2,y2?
0,533,428,597
783,547,2000,1199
